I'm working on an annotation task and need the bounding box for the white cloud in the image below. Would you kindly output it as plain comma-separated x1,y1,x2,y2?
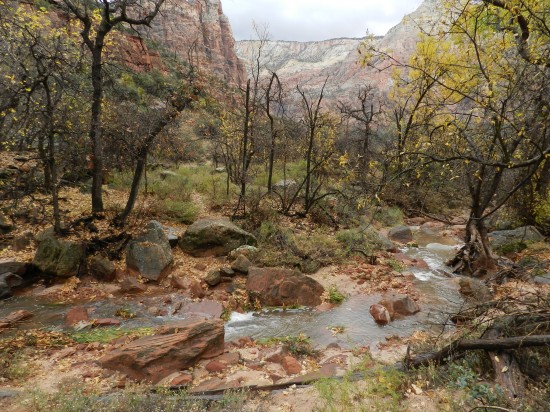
223,0,424,41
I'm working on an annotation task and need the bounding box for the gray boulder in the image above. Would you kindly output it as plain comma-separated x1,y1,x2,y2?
387,226,413,244
89,256,116,281
33,234,85,278
179,218,257,257
231,255,252,274
126,221,172,281
489,226,545,251
273,179,297,191
0,273,23,299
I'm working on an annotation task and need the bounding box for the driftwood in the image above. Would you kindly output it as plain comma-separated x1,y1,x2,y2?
404,335,550,369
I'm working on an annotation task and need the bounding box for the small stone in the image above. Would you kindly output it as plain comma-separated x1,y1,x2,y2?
205,270,221,287
206,360,227,373
119,277,147,294
231,255,252,274
220,267,235,277
281,355,302,375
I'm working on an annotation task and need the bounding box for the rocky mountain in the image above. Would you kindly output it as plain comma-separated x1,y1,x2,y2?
235,0,441,104
141,0,246,84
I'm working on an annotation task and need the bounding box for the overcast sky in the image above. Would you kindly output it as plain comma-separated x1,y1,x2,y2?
223,0,424,42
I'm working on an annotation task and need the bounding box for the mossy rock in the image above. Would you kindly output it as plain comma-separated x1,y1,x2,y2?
179,218,257,257
33,234,85,278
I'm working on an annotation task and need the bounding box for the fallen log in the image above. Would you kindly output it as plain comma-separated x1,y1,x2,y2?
484,328,525,401
405,335,550,369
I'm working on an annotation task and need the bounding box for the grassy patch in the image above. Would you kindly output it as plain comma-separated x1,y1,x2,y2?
24,383,250,412
69,327,154,344
315,367,407,412
257,334,316,357
327,286,345,304
0,351,31,382
335,227,391,256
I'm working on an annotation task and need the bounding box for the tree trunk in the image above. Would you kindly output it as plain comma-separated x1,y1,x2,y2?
90,46,105,214
449,217,497,276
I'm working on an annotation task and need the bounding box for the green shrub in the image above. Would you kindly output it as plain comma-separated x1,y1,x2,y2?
373,206,404,227
336,227,391,256
327,286,345,304
160,199,199,224
257,334,316,357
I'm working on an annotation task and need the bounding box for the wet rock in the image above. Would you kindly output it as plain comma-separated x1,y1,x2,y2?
119,277,147,294
89,256,116,281
12,231,34,251
179,218,257,257
98,319,224,383
369,304,392,325
126,221,173,281
93,318,121,327
388,226,413,244
281,355,302,374
246,267,325,307
0,272,23,299
179,300,223,319
489,225,544,251
0,310,33,329
379,293,420,317
458,278,493,302
205,270,221,287
231,255,252,274
33,234,85,278
65,306,89,326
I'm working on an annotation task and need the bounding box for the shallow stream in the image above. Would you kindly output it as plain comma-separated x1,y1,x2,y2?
225,228,464,348
0,228,464,349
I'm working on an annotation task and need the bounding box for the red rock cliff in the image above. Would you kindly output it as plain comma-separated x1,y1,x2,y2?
141,0,245,85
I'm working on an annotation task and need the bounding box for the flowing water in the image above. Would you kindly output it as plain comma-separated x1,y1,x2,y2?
0,228,464,349
225,228,464,348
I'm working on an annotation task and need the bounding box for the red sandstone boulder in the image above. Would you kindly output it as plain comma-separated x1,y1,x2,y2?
246,267,325,307
98,319,224,383
65,306,89,326
379,293,420,318
369,304,392,325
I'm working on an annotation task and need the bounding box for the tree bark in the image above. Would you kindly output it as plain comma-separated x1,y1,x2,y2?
404,335,550,369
